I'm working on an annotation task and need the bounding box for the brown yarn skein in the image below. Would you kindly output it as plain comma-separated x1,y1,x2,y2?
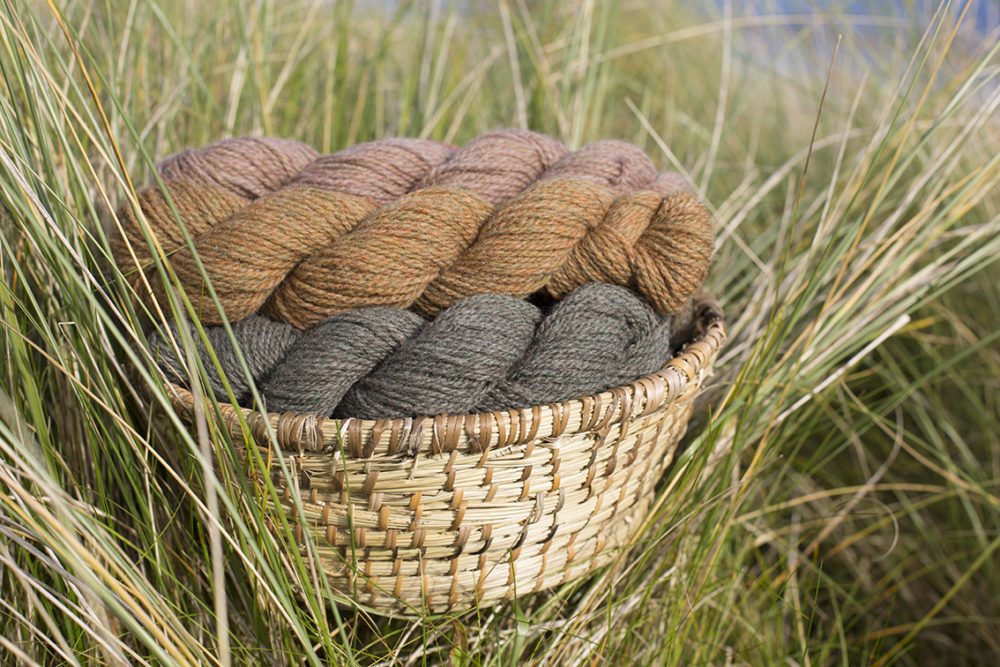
112,130,678,306
131,180,711,326
262,179,713,327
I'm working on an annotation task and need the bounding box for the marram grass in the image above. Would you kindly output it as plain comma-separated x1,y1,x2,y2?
0,0,997,664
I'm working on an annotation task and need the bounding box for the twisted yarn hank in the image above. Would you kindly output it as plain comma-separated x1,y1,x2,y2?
139,179,711,328
114,130,701,323
113,130,663,276
266,179,713,326
150,283,674,419
158,136,321,198
152,315,301,403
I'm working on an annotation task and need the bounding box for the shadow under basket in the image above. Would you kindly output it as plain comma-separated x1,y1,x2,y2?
166,296,726,616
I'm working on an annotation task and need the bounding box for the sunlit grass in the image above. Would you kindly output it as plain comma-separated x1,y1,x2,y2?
0,0,997,664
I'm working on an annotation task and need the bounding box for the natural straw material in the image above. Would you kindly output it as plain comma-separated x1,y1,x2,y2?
164,296,725,615
150,283,673,418
113,131,711,326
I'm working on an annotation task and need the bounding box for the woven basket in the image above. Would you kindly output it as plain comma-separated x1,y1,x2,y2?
165,296,726,615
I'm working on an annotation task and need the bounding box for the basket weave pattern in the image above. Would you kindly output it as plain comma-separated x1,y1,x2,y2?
167,298,726,614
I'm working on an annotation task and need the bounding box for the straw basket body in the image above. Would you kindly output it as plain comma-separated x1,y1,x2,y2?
166,297,726,615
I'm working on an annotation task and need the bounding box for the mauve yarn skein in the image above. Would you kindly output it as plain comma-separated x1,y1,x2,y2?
158,136,320,198
150,283,674,419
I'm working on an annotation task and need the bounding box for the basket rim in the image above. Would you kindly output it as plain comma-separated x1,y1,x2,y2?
164,294,727,456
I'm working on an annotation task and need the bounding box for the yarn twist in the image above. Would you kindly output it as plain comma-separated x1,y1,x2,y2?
114,130,671,280
113,131,708,325
128,179,712,327
150,283,673,419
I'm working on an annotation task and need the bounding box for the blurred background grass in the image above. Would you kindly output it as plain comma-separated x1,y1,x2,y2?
0,0,997,664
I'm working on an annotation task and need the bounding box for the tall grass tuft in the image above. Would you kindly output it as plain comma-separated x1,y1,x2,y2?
0,0,997,664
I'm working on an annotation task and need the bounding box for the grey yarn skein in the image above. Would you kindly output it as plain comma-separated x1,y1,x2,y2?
262,308,425,415
150,316,301,403
477,285,672,411
150,283,674,419
336,296,542,418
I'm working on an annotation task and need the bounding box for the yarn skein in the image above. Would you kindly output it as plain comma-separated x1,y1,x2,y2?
267,180,712,326
113,131,702,323
114,130,670,283
152,315,302,404
136,179,711,328
336,296,542,418
149,283,674,419
158,136,321,198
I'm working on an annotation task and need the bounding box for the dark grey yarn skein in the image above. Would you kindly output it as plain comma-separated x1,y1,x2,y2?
263,308,425,415
150,316,301,402
149,283,674,418
336,296,542,418
477,284,670,411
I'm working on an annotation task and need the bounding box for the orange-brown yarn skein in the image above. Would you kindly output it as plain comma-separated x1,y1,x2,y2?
112,131,710,326
145,179,712,328
264,179,713,327
112,129,665,288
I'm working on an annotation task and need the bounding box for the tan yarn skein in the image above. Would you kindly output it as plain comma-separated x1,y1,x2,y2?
133,179,711,327
169,188,379,318
266,189,493,323
265,179,713,328
113,130,702,323
112,179,250,285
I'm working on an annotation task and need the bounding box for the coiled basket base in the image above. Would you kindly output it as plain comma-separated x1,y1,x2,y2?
166,297,726,616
